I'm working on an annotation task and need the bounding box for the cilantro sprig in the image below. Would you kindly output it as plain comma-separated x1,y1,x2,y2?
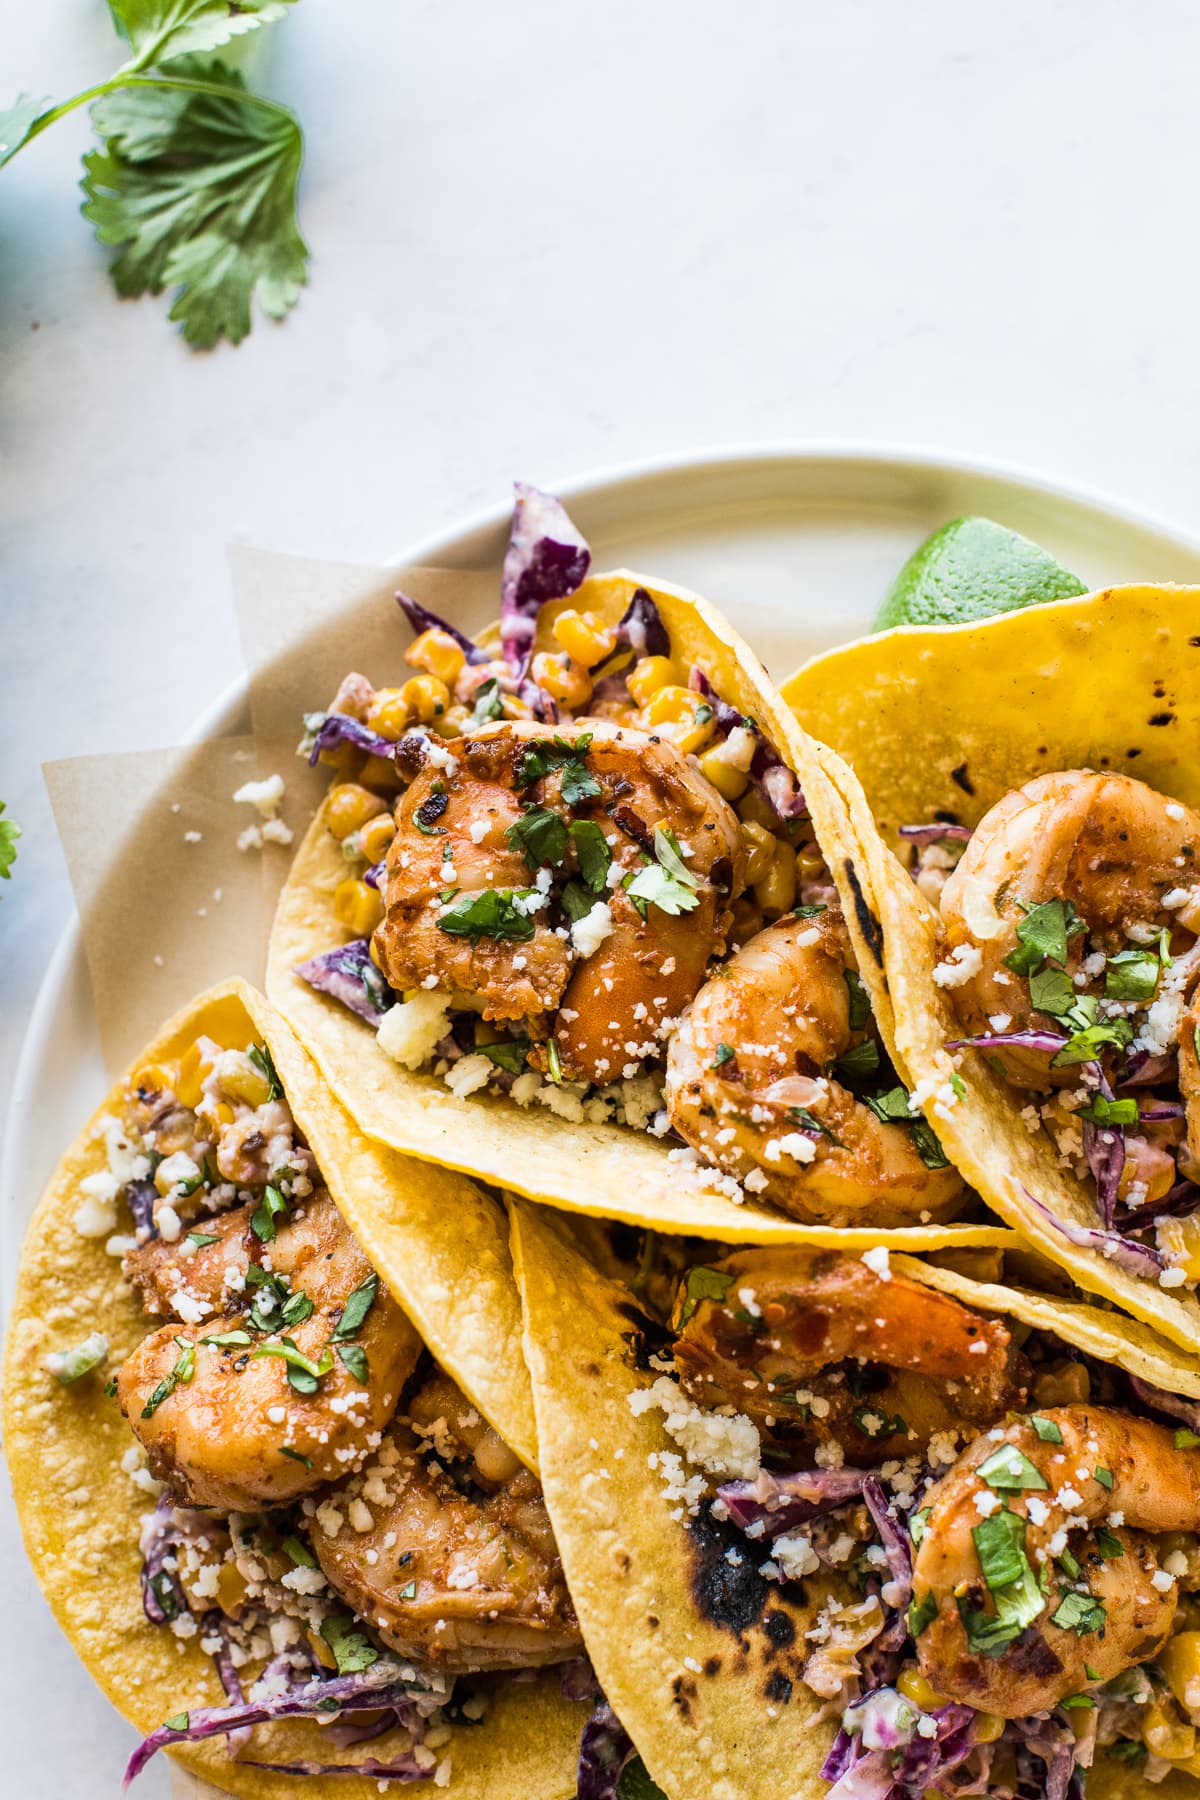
3,3,308,347
0,802,20,886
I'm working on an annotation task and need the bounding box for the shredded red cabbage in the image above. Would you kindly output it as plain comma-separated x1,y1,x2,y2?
861,1478,913,1649
1021,1186,1164,1278
822,1701,979,1798
306,711,400,767
946,1029,1068,1056
1119,1050,1178,1087
688,670,807,821
716,1466,867,1533
395,591,492,665
295,936,396,1024
1129,1375,1200,1431
606,587,670,665
1119,1177,1200,1230
139,1498,188,1626
124,1671,428,1785
501,482,591,675
1014,1719,1083,1800
124,1177,158,1241
576,1698,638,1800
1079,1065,1125,1228
897,823,973,844
363,859,386,889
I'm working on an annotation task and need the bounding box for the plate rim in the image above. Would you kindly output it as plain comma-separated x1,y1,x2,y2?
10,437,1200,1222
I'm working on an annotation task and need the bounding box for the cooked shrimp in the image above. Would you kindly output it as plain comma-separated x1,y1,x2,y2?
117,1191,420,1510
124,1201,253,1319
313,1372,581,1672
1178,992,1200,1178
940,770,1200,1086
913,1406,1200,1715
664,908,964,1225
671,1248,1025,1463
374,718,744,1083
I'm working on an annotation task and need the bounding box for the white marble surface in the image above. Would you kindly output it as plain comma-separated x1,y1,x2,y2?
7,0,1200,1791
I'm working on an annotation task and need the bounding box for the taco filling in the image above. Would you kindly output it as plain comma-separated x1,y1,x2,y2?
290,484,964,1228
54,1027,583,1785
625,1242,1200,1794
907,768,1200,1290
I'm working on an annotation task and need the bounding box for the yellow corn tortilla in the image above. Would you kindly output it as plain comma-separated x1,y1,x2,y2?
267,569,1013,1255
510,1202,1200,1800
803,713,1200,1357
781,584,1200,852
2,979,584,1798
509,1197,834,1800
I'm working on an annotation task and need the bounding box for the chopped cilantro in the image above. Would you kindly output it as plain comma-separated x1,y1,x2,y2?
844,968,871,1030
1059,1694,1097,1710
1095,1527,1125,1559
863,1084,950,1169
164,1712,190,1733
976,1443,1049,1491
398,1580,418,1600
467,678,503,726
437,887,538,943
561,879,596,923
321,1615,380,1675
1051,1015,1134,1068
789,1105,844,1146
1094,1466,1114,1490
909,1591,937,1638
103,1376,118,1398
141,1336,196,1418
336,1343,369,1385
247,1041,283,1101
1076,1093,1139,1127
250,1182,289,1243
279,1445,313,1469
546,1038,564,1084
795,903,827,918
949,1071,967,1100
1050,1591,1107,1636
1030,1415,1063,1444
853,1406,908,1439
515,732,599,802
1028,966,1077,1018
280,1289,314,1329
1105,948,1161,1003
710,1043,736,1070
253,1336,333,1395
834,1038,880,1081
479,1036,531,1075
1059,1547,1081,1581
47,1331,108,1386
333,1273,378,1340
909,1507,931,1548
956,1506,1046,1657
570,819,612,892
186,1231,220,1248
505,806,568,872
1175,1428,1200,1450
973,1507,1029,1591
200,1329,253,1349
675,1265,736,1329
1004,899,1086,976
282,1533,317,1568
624,826,701,919
245,1262,291,1332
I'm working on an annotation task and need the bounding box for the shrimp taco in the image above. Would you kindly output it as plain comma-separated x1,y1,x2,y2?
782,587,1200,1355
3,979,592,1796
266,483,1011,1257
511,1198,1200,1799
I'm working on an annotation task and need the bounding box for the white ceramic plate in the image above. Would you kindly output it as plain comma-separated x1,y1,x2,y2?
7,444,1200,1798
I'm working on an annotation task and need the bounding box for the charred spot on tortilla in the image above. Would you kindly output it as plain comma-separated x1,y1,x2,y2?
841,858,884,966
686,1503,769,1635
1149,711,1176,726
762,1610,797,1649
950,762,975,796
704,1655,721,1677
764,1669,793,1704
1127,746,1142,757
670,1673,696,1719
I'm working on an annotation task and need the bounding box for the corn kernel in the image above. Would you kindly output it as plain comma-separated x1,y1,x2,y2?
405,627,466,688
974,1714,1005,1744
214,1101,235,1126
1144,1696,1196,1761
740,821,777,887
896,1667,949,1712
552,608,617,668
317,739,365,779
737,787,778,831
216,1562,249,1616
1159,1214,1200,1283
327,782,388,841
217,1054,271,1109
359,812,397,862
698,743,750,802
439,703,472,739
627,655,681,706
645,684,696,725
365,687,410,739
795,843,828,884
755,840,797,917
1160,1631,1200,1715
531,651,593,710
400,674,451,724
334,877,385,936
177,1040,218,1110
131,1061,177,1100
307,1628,339,1672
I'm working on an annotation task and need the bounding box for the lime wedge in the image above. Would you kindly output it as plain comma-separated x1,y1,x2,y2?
874,516,1088,630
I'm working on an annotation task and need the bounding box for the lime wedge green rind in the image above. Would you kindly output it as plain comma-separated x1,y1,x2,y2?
874,515,1088,630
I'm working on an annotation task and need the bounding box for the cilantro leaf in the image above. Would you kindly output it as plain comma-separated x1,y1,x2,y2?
0,802,21,881
479,1035,531,1075
247,1040,282,1098
1028,966,1077,1019
0,95,48,169
109,0,295,64
1030,1415,1063,1444
1004,899,1086,976
560,879,597,924
1105,948,1161,1004
909,1591,937,1638
333,1273,378,1340
834,1038,880,1081
976,1443,1049,1491
1050,1591,1107,1636
711,1043,736,1070
82,57,308,349
250,1182,289,1243
625,860,700,918
468,678,503,726
570,819,612,892
336,1342,369,1385
506,806,568,872
862,1084,950,1170
675,1266,735,1329
436,887,538,943
321,1613,379,1675
1075,1093,1139,1128
843,968,871,1031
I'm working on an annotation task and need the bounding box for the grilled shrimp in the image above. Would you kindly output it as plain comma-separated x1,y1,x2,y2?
373,718,744,1083
672,1248,1025,1464
313,1371,581,1672
664,908,964,1224
913,1406,1200,1715
117,1191,420,1510
939,770,1200,1086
